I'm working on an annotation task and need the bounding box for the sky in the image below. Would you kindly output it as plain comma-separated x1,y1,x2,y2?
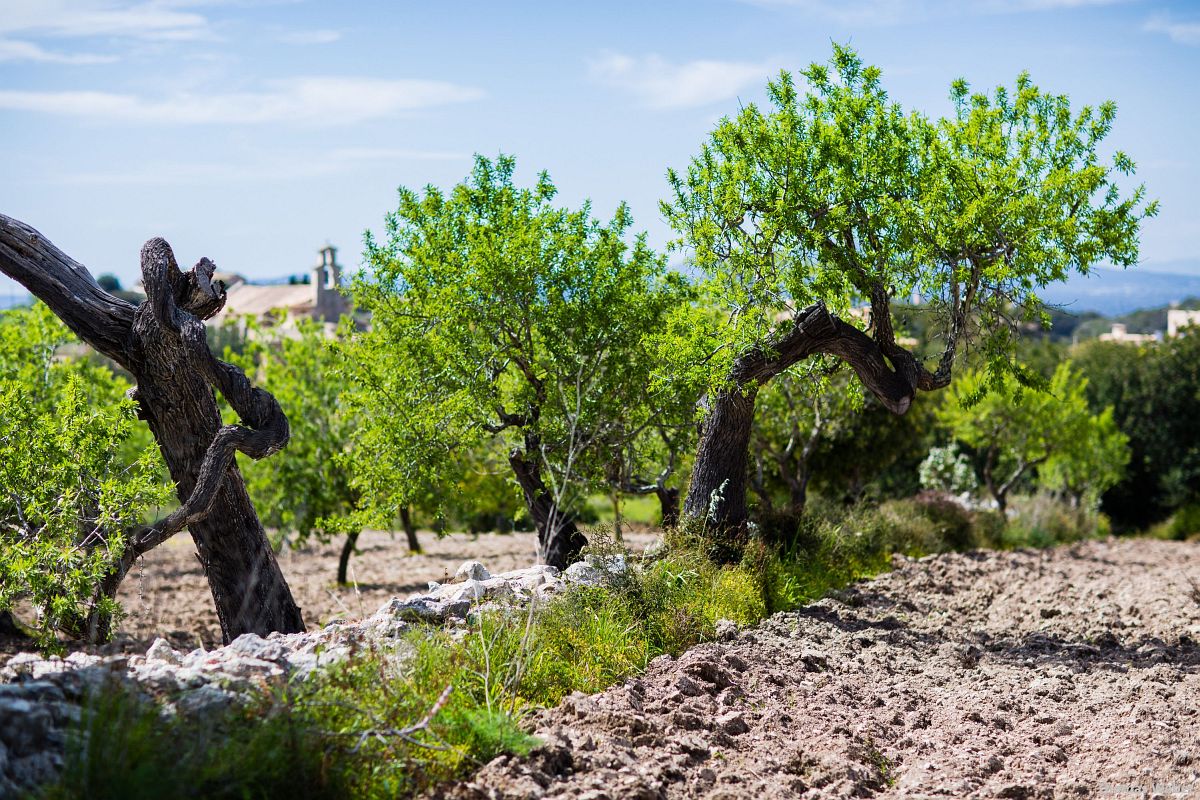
1,0,1198,299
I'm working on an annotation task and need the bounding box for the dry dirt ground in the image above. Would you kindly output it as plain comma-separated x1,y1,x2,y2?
447,538,1200,800
2,528,658,656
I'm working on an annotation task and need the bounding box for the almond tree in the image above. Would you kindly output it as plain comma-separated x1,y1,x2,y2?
939,362,1128,514
349,155,689,568
662,46,1155,543
0,217,305,641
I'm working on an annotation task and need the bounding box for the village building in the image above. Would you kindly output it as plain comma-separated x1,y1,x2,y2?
1167,309,1200,338
1097,323,1158,345
211,244,351,327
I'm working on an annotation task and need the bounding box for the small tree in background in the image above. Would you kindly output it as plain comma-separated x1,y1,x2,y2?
349,155,690,568
938,362,1128,514
748,363,858,517
229,316,388,586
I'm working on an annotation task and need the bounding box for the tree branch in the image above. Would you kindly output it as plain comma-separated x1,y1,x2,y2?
0,214,135,364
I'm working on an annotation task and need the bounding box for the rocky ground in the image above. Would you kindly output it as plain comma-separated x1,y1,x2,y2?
0,553,628,796
448,538,1200,800
0,528,658,657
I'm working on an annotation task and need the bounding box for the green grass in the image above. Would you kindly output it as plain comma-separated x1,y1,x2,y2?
587,493,660,526
41,493,1103,800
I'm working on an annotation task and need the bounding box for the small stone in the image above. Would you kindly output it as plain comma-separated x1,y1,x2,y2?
801,650,829,672
715,619,738,642
377,597,470,624
454,561,491,582
227,633,288,663
145,637,183,665
564,561,603,586
175,685,237,717
674,675,704,697
716,711,749,735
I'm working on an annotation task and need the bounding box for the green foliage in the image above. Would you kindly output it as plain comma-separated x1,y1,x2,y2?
1073,334,1200,528
347,154,691,528
661,43,1154,397
807,390,938,503
0,305,168,645
938,362,1128,509
227,316,364,553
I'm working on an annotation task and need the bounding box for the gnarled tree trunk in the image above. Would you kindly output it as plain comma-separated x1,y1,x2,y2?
0,215,304,642
684,302,919,535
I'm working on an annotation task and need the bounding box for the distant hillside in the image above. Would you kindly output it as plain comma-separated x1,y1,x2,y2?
1041,265,1200,316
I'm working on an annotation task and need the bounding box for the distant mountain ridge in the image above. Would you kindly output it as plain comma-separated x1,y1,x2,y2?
1041,265,1200,316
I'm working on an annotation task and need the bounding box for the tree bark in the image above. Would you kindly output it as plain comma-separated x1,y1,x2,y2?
400,505,422,553
509,450,587,569
683,302,919,533
337,529,360,586
682,387,759,531
656,486,681,529
0,215,304,642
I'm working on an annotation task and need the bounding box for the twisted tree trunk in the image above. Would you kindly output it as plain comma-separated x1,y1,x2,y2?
683,302,917,534
0,215,304,642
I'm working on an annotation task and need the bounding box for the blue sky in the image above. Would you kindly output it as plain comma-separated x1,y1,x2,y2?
1,0,1198,297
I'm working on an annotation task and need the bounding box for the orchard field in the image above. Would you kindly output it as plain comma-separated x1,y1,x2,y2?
1,46,1198,800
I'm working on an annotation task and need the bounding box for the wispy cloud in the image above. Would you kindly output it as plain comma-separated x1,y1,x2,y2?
275,28,341,45
588,52,776,109
0,38,117,64
1144,12,1200,45
0,76,484,125
742,0,1131,25
0,0,212,41
55,147,470,186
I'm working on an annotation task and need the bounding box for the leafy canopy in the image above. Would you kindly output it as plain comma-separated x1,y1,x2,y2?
348,154,691,517
661,44,1156,392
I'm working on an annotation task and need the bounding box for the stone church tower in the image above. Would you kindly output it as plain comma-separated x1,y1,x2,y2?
312,244,349,322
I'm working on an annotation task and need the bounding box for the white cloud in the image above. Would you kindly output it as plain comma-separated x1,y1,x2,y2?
55,147,470,186
1144,12,1200,45
275,29,341,45
588,52,775,109
0,38,118,64
0,0,212,41
0,76,484,125
742,0,1131,25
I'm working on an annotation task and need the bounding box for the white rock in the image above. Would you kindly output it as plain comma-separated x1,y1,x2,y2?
145,638,183,666
454,560,492,582
563,561,603,586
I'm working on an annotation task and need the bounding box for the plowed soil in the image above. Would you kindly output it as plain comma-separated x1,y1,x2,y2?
447,539,1200,800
